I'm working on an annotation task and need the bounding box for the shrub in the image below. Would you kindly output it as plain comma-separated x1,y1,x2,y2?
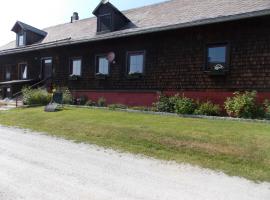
85,100,96,107
194,101,221,116
224,91,265,119
154,94,179,113
62,88,72,104
97,97,106,107
108,104,127,110
22,87,51,106
264,100,270,119
174,96,197,114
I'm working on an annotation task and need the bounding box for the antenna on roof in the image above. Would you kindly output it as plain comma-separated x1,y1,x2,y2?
101,0,109,4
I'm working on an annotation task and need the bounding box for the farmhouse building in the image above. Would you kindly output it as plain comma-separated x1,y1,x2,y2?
0,0,270,106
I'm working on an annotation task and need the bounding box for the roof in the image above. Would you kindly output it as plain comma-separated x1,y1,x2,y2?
11,21,47,36
0,0,270,55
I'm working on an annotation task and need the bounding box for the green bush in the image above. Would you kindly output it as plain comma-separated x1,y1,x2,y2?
97,97,106,107
194,101,221,116
62,88,72,104
85,100,96,106
224,91,265,119
264,100,270,119
174,97,197,114
154,94,179,113
22,87,52,106
108,104,127,110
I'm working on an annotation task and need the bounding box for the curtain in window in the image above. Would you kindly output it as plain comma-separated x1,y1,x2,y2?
129,55,143,74
5,67,11,80
72,60,81,76
18,35,24,46
98,57,109,74
21,65,27,79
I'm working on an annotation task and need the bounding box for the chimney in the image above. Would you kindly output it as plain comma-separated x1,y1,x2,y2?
71,12,79,23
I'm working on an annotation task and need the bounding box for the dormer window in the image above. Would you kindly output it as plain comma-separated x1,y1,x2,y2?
98,14,112,32
11,21,47,47
18,33,25,46
93,1,131,34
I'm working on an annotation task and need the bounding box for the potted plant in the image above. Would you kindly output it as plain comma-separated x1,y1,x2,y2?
68,74,80,81
206,64,228,76
128,72,143,78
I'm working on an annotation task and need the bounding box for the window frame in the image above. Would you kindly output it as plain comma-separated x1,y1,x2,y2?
95,54,110,76
97,13,113,33
204,43,230,72
17,32,26,47
69,57,82,77
126,51,146,76
18,63,28,80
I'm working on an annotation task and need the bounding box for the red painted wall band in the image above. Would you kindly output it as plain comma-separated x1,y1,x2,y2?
72,90,270,107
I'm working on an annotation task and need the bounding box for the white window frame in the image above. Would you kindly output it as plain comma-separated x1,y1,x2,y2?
127,51,145,75
18,33,25,46
70,58,82,76
96,55,109,75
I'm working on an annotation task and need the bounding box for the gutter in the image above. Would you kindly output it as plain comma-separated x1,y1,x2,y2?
0,9,270,56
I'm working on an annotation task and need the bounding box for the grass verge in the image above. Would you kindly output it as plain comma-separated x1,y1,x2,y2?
0,107,269,182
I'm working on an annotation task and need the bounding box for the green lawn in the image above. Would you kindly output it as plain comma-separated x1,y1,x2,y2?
0,107,270,182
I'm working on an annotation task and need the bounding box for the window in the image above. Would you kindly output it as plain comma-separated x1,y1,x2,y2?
18,34,25,46
96,56,109,75
5,66,11,80
19,64,28,80
44,59,52,64
98,14,112,32
206,44,228,71
70,58,82,76
127,51,145,74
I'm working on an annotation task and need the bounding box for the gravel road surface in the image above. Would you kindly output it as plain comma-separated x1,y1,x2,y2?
0,126,269,200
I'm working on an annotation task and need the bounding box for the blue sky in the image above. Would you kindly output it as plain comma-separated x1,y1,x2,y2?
0,0,166,46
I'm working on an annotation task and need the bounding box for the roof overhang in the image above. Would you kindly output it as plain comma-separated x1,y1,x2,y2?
11,21,47,36
1,9,270,56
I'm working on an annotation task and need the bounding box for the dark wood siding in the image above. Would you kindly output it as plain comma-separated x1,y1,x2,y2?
0,16,270,92
25,30,44,45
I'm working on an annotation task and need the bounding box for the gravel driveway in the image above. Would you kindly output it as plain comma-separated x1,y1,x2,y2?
0,126,269,200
